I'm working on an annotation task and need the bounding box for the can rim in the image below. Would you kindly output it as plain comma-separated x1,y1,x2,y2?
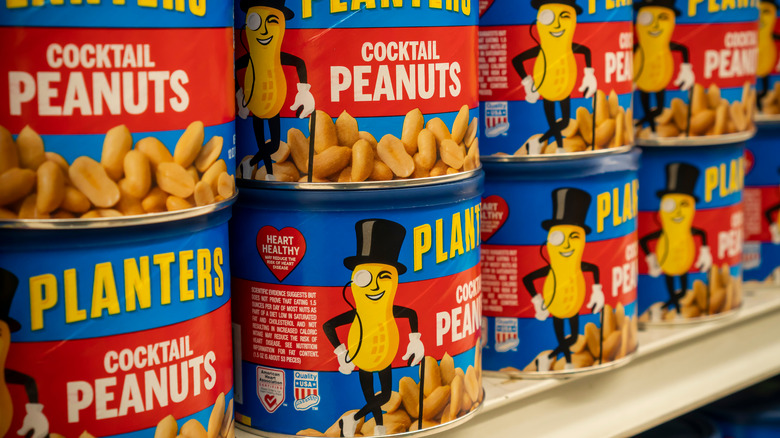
635,128,755,147
236,168,481,191
755,115,780,126
480,145,633,163
0,194,237,230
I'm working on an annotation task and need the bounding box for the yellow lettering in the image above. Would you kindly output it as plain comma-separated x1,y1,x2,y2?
719,162,728,198
6,0,28,8
331,0,347,12
461,0,470,14
429,0,442,9
622,182,633,222
380,0,401,5
612,187,622,227
140,0,157,7
739,156,745,190
91,262,120,318
723,0,736,8
596,192,610,233
189,0,204,15
688,0,705,16
112,0,124,4
708,0,720,12
124,256,151,312
214,247,224,297
64,269,86,324
197,248,212,299
729,159,738,194
474,204,481,246
413,224,432,271
29,274,57,331
179,250,194,302
589,0,595,13
450,212,464,257
153,252,175,305
352,0,375,9
302,0,313,17
464,206,475,252
606,0,615,8
436,219,447,263
632,179,639,217
704,166,718,202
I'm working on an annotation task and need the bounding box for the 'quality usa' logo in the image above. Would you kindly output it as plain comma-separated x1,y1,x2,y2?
293,371,320,411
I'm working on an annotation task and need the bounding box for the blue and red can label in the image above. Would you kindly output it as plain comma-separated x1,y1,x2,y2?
478,0,634,156
632,0,758,142
637,144,744,323
755,0,780,119
0,212,234,437
480,151,639,374
743,126,780,283
230,177,483,436
234,0,480,183
0,2,235,219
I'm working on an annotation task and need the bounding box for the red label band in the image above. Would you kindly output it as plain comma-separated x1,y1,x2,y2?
6,303,233,436
232,265,482,371
236,26,478,118
637,205,744,274
744,186,780,242
0,27,234,134
481,235,638,319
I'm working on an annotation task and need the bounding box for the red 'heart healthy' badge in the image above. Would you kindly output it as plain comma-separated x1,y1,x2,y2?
479,0,495,16
481,195,509,242
256,226,306,282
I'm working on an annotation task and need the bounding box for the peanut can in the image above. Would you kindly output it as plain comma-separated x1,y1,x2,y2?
230,173,484,436
234,0,480,184
0,202,235,437
632,0,759,145
478,0,634,157
742,125,780,285
637,143,745,324
480,149,640,376
0,1,236,220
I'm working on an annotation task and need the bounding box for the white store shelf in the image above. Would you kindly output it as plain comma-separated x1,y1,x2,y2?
238,287,780,438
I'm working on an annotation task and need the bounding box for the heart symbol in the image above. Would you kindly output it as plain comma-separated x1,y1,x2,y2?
257,226,307,282
264,394,278,408
479,0,495,16
481,195,509,242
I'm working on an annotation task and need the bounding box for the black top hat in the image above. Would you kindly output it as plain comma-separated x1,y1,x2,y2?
531,0,583,14
1,267,21,333
542,188,592,234
239,0,294,19
634,0,682,16
344,219,407,275
657,162,700,201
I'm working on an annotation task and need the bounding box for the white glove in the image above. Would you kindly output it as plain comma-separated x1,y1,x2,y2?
673,63,695,91
646,253,662,278
587,284,605,314
771,222,780,244
521,76,540,104
290,83,315,119
578,67,597,98
236,89,249,120
17,403,48,438
334,344,354,375
526,136,543,155
531,294,549,321
695,245,713,272
401,332,424,366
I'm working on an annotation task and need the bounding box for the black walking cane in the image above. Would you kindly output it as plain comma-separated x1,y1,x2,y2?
307,112,316,182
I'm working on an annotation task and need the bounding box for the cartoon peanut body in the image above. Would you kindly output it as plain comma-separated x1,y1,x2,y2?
633,0,695,133
640,163,713,319
757,0,780,110
524,188,604,371
236,0,315,179
1,268,49,438
323,220,424,437
513,0,597,154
